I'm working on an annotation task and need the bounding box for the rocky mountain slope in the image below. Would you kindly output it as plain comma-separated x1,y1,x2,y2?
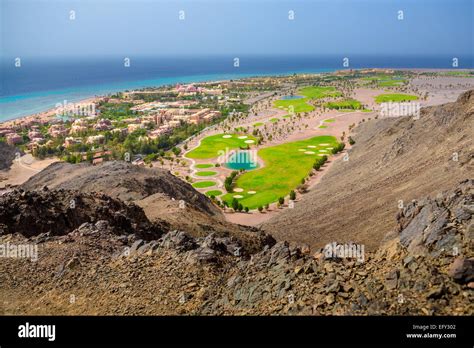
0,142,20,170
0,180,472,315
20,161,265,250
262,90,474,251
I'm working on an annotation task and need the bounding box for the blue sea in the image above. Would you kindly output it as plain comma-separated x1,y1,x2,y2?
1,55,473,122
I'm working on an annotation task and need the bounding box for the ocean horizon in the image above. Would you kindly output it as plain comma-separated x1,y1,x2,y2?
1,54,473,122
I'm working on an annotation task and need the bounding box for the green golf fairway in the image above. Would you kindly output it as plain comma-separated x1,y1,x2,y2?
195,163,214,169
206,190,223,197
195,171,217,176
192,181,217,188
186,133,257,159
274,86,341,113
375,93,419,103
222,135,338,209
326,99,363,110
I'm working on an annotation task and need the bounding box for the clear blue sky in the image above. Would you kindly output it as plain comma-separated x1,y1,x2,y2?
1,0,473,57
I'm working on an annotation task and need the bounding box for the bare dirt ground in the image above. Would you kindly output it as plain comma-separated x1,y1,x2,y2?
0,154,58,190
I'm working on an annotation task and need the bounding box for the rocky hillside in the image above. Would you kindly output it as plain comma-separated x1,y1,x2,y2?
0,187,167,240
0,142,20,170
262,90,474,251
19,161,263,248
0,180,472,315
21,161,220,216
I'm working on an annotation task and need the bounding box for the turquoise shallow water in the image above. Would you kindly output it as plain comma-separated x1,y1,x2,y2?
226,151,258,170
281,95,304,100
0,55,338,122
0,72,289,122
2,54,471,122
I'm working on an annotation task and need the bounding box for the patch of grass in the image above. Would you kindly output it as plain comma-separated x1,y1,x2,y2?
270,118,279,123
195,163,214,169
318,125,328,129
196,171,217,177
186,133,257,159
324,119,335,123
326,99,364,110
274,86,341,114
192,181,216,188
282,115,291,119
253,122,264,127
206,190,222,197
375,93,419,103
362,75,406,87
222,135,338,209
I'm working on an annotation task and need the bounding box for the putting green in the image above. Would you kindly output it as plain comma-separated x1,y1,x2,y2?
206,190,222,197
196,171,217,177
195,163,214,169
186,133,257,159
274,86,341,113
222,135,339,209
375,93,419,103
192,181,216,188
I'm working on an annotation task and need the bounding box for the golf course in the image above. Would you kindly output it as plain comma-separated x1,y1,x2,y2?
375,93,419,103
221,135,339,209
186,133,257,159
274,86,341,113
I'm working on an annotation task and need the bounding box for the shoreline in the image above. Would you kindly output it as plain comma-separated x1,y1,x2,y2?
2,67,472,125
0,69,335,124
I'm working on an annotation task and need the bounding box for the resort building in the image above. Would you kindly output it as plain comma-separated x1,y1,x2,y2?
5,133,23,145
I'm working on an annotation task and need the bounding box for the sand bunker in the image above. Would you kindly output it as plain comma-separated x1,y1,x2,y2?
307,145,316,148
319,143,330,146
298,149,307,152
233,195,244,199
222,135,232,138
238,136,248,139
234,188,244,192
244,140,255,144
304,151,315,154
248,191,257,194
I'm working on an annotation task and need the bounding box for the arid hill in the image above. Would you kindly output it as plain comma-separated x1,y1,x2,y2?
262,90,474,251
0,142,20,170
0,180,472,315
18,161,271,252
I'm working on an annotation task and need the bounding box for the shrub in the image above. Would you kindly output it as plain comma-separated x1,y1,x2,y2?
278,197,284,205
289,190,296,200
232,198,239,211
348,136,355,145
244,207,249,213
258,206,263,212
